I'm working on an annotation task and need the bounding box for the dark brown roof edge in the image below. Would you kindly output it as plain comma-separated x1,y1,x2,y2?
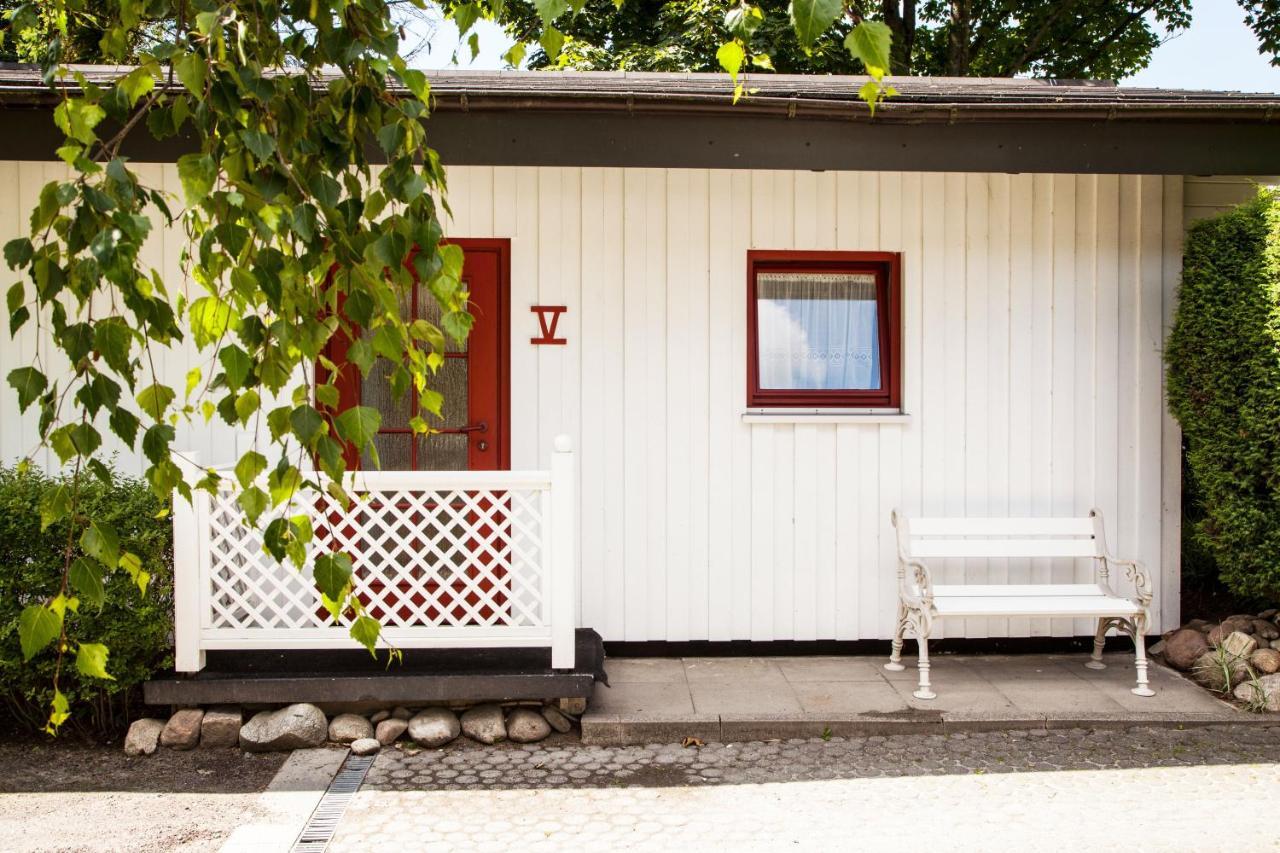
1,64,1279,124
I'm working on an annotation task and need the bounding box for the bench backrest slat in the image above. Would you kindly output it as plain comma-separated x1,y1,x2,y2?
907,517,1095,536
908,538,1100,558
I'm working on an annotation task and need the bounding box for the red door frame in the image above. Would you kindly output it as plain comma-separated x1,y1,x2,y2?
320,238,511,471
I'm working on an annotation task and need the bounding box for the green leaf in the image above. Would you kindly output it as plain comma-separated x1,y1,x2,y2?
8,366,46,411
118,551,150,596
69,557,105,609
81,520,120,570
173,52,207,96
290,405,326,446
350,614,381,656
845,20,892,77
453,2,481,34
334,406,381,451
109,406,141,446
176,153,217,204
235,389,260,425
240,129,276,161
235,451,267,489
717,40,746,85
18,604,61,661
218,345,254,390
136,382,176,421
724,4,763,39
45,688,70,735
188,296,237,348
539,26,565,61
503,42,527,68
4,237,33,269
535,0,568,24
39,484,71,530
118,67,155,107
268,464,301,507
94,320,134,376
76,643,114,680
53,99,106,144
238,485,269,525
314,552,354,602
788,0,841,51
346,338,375,378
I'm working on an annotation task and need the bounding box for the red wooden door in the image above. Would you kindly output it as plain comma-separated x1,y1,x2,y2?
321,240,511,625
329,239,510,471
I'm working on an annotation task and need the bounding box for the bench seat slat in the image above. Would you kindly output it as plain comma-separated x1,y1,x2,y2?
928,586,1141,618
909,538,1099,558
906,517,1095,536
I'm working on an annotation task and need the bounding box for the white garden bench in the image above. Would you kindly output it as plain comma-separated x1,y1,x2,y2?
886,509,1155,700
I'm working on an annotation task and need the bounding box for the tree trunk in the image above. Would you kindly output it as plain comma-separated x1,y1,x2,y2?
882,0,917,75
947,0,971,76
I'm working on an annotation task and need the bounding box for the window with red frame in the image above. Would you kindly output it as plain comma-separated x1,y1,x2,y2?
747,250,901,409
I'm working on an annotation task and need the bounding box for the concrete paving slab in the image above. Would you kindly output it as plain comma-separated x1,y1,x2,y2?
792,680,906,714
690,682,804,715
775,656,888,683
590,680,695,715
683,657,786,682
580,655,1254,746
602,657,687,684
888,677,1021,714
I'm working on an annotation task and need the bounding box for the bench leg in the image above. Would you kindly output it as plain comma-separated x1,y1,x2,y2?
1131,616,1155,697
885,603,906,672
914,637,936,700
1085,617,1109,670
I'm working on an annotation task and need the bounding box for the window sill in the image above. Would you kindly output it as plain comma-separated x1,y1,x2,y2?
741,409,911,424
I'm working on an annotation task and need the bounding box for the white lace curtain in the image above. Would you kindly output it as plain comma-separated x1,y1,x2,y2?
756,271,881,391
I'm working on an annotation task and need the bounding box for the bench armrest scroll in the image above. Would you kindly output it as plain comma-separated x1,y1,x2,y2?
1107,558,1153,609
898,558,935,610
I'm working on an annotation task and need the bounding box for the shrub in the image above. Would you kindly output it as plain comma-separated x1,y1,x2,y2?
1166,188,1280,603
0,463,173,738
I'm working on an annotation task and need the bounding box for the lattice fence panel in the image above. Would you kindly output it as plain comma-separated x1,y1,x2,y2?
207,486,548,631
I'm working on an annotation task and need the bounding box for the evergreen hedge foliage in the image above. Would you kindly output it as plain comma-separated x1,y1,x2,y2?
1166,188,1280,603
0,464,172,737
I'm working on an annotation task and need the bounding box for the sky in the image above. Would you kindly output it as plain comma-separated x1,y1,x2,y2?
407,0,1280,93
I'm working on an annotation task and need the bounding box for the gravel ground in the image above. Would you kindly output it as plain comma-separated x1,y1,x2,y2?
331,724,1280,851
0,739,287,853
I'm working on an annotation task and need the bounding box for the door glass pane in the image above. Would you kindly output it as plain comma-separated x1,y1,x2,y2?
434,359,469,430
363,432,412,470
418,433,468,471
361,355,412,428
756,272,881,390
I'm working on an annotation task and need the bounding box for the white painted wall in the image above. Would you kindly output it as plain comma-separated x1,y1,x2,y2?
0,162,1185,640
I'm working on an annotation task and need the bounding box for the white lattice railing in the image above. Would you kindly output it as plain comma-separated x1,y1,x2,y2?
172,437,576,672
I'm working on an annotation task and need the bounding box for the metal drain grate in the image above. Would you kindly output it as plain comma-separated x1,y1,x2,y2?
291,753,376,853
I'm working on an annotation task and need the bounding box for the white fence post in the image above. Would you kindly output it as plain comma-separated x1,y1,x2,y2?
172,452,206,672
549,435,576,669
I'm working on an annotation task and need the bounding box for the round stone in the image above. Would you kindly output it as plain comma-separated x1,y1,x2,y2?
328,713,374,744
376,717,410,745
408,708,461,747
506,707,552,743
351,737,381,756
460,704,507,745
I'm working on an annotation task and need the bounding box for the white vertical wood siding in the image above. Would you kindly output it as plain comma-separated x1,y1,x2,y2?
0,163,1183,639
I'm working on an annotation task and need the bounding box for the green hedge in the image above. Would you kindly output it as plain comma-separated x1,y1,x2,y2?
0,464,173,737
1166,188,1280,603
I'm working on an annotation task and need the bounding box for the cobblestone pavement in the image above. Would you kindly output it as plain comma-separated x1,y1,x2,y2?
330,724,1280,852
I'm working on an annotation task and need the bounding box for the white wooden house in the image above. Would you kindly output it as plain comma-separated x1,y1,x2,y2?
2,68,1279,683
